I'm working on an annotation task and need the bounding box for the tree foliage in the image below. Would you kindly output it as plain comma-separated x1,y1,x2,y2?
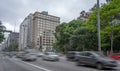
54,20,86,52
54,0,120,53
87,0,120,52
0,21,5,43
3,43,19,51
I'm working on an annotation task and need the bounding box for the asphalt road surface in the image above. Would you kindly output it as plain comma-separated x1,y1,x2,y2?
0,54,120,71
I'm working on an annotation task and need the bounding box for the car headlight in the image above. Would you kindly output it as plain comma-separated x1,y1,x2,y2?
105,61,117,64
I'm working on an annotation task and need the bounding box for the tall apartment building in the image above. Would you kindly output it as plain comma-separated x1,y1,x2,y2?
19,14,33,50
32,11,60,51
19,11,60,51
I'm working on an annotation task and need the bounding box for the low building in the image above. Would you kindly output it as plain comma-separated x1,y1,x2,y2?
7,32,19,48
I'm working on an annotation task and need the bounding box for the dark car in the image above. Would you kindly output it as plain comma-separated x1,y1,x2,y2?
76,51,118,70
66,51,81,61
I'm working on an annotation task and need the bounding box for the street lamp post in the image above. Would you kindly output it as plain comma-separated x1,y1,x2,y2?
97,0,101,52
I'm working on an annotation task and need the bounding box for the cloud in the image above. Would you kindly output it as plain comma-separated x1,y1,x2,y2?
3,22,14,31
0,0,106,32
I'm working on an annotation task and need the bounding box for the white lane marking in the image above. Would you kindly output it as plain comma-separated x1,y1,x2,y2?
13,58,51,71
22,62,51,71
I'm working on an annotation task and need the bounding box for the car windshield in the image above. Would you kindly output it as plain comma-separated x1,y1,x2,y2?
46,52,56,55
92,52,106,57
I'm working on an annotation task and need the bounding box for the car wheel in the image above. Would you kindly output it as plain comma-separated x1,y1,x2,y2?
42,58,45,60
76,61,83,66
96,63,103,70
56,59,59,61
76,62,80,66
66,58,70,61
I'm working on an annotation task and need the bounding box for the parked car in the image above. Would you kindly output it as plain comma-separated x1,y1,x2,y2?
42,52,59,61
108,53,120,60
76,51,118,70
66,51,81,61
21,53,37,61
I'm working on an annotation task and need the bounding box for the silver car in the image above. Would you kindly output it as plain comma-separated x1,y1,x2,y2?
42,52,59,61
21,53,37,61
36,52,44,57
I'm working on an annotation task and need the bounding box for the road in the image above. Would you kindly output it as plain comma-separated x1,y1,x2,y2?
0,54,120,71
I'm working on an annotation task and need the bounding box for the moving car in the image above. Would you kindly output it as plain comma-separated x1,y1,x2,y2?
16,52,25,58
76,51,118,70
36,52,44,57
66,51,81,61
108,53,120,60
21,53,37,61
42,52,59,61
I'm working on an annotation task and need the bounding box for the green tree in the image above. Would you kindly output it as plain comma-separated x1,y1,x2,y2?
54,20,86,52
54,0,120,53
0,21,5,43
4,43,19,51
87,0,120,52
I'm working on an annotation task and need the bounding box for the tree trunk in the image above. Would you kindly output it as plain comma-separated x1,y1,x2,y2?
110,32,113,53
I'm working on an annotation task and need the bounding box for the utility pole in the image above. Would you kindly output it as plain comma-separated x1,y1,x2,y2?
97,0,101,52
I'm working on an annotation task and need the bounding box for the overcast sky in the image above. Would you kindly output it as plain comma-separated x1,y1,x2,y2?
0,0,106,32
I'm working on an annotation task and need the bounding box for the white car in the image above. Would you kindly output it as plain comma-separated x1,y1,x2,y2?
42,52,59,61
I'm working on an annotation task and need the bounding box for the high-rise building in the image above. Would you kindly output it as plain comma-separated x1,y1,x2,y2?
19,11,60,51
19,14,33,50
32,11,60,51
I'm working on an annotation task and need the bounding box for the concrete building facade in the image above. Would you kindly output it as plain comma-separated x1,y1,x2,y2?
7,32,19,47
19,11,60,51
32,11,60,51
19,14,33,50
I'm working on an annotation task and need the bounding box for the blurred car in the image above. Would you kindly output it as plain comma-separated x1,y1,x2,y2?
36,52,44,57
76,51,118,70
108,53,120,60
66,51,81,61
8,53,14,58
7,52,17,58
21,53,37,61
42,52,59,61
57,53,63,56
16,52,25,58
